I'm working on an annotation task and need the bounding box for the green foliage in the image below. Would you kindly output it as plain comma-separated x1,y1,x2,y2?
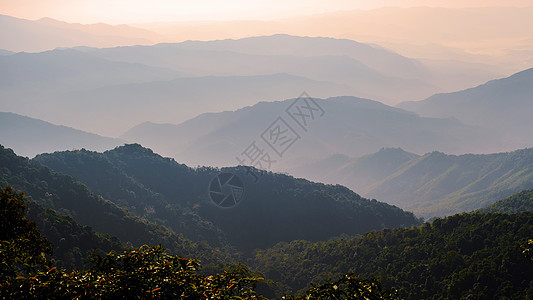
523,239,533,261
0,145,237,268
283,274,399,300
25,200,125,270
1,245,264,299
478,189,533,214
0,186,52,281
255,213,533,299
6,144,533,298
34,144,421,252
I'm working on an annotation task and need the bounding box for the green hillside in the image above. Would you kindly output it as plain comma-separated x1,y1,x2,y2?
254,212,533,298
34,144,422,252
478,189,533,214
0,145,233,267
364,148,533,217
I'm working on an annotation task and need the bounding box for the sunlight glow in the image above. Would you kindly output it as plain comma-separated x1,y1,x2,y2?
1,0,530,24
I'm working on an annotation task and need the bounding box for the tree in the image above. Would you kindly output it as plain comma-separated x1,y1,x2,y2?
3,245,265,299
0,186,52,282
282,273,399,300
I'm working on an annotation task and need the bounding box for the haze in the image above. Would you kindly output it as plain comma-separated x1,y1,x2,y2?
1,0,533,211
3,0,530,24
2,1,533,297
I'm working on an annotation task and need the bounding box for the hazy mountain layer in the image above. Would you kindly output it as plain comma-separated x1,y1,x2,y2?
0,14,155,52
291,148,420,192
398,68,533,150
122,96,501,170
291,147,533,218
364,148,533,217
0,112,124,158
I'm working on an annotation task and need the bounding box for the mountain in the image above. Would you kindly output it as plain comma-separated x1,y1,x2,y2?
0,48,182,91
478,189,533,214
0,34,509,137
291,148,420,193
289,153,352,185
137,8,529,78
0,144,228,265
254,212,533,298
0,14,155,52
398,68,533,151
290,147,533,218
121,96,501,170
0,49,13,55
363,148,533,218
40,73,355,136
24,199,126,270
148,34,429,82
0,48,184,135
77,35,436,104
0,112,124,158
33,144,422,252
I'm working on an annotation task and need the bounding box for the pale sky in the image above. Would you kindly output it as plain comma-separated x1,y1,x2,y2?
1,0,532,24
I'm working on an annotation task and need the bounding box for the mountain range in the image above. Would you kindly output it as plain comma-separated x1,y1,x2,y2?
398,67,533,149
0,14,156,52
0,32,509,136
121,96,501,169
31,144,421,252
2,141,532,298
294,147,533,218
0,112,123,157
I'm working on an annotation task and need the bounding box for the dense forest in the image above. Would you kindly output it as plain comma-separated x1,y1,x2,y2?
478,189,533,214
33,144,421,251
0,186,400,299
255,212,533,298
2,184,532,298
0,145,237,270
2,144,533,298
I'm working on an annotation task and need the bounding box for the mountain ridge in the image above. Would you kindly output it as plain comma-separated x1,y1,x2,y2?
0,112,124,158
397,67,533,150
33,143,422,252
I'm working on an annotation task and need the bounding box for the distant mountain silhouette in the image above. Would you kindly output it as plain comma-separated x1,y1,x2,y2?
158,34,429,81
363,148,533,218
122,96,501,170
0,48,182,91
292,147,533,218
291,148,420,192
0,14,155,52
0,33,511,137
0,112,123,157
398,68,533,151
78,35,437,103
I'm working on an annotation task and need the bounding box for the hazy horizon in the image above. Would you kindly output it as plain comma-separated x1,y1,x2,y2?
2,0,533,167
1,3,533,297
3,0,532,24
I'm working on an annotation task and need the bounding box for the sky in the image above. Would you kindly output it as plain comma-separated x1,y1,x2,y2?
1,0,531,24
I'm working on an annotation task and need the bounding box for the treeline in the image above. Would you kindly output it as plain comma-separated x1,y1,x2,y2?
255,213,533,299
2,186,533,298
33,144,421,252
0,186,397,299
0,145,240,271
478,189,533,214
